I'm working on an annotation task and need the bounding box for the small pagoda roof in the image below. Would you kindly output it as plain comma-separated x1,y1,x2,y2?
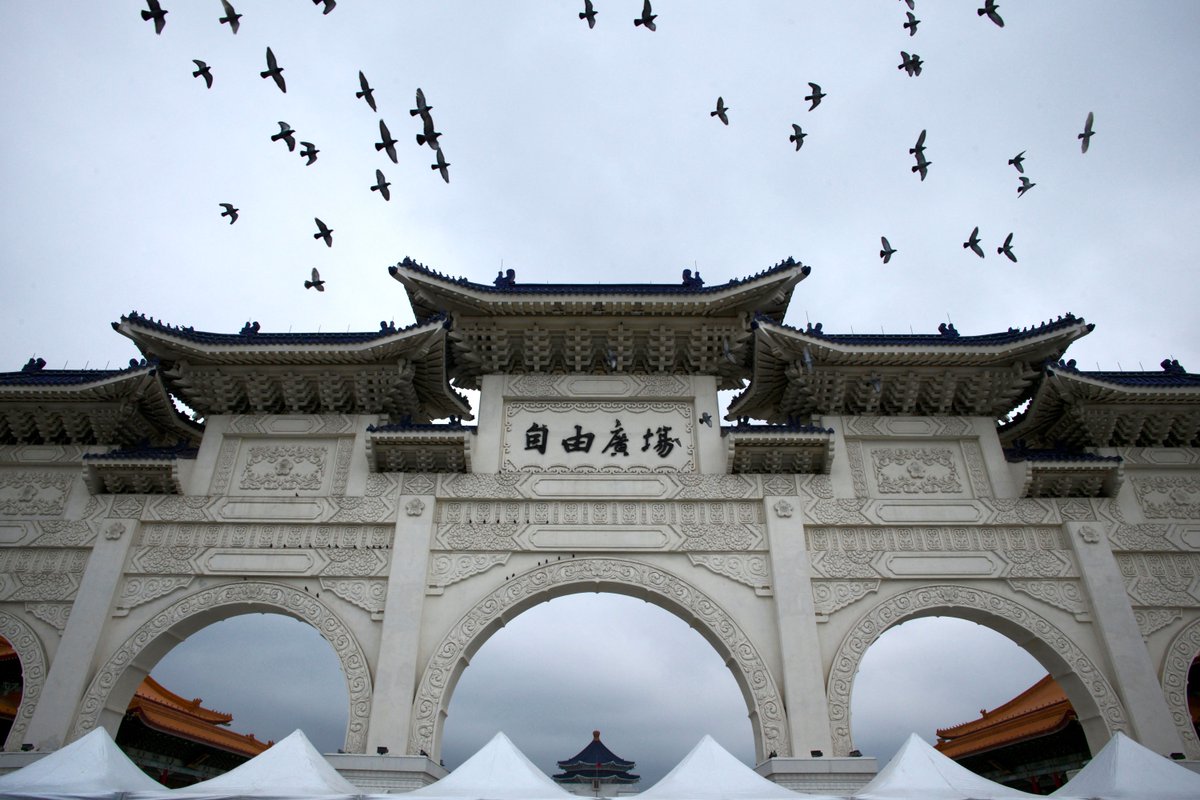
113,312,471,421
0,359,201,446
999,359,1200,448
557,730,637,771
389,257,808,323
722,420,835,474
935,675,1076,761
366,419,475,473
82,440,199,494
729,315,1092,422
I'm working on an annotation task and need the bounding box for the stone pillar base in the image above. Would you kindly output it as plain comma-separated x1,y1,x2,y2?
754,755,878,794
325,752,447,793
0,751,48,777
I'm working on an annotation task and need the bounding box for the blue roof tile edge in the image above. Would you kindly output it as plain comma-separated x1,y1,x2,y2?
1047,358,1200,387
753,312,1092,347
721,421,835,436
116,310,449,345
367,421,476,434
83,441,200,461
0,360,155,387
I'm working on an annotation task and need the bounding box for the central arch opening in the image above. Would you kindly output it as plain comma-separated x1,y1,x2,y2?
442,592,753,787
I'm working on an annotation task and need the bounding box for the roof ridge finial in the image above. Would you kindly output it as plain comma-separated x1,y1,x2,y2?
21,357,47,373
1161,358,1186,374
494,268,517,288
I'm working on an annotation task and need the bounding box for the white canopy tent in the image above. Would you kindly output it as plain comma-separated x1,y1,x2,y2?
1050,731,1200,800
634,734,838,800
850,733,1041,800
163,728,362,800
0,727,164,800
400,731,571,800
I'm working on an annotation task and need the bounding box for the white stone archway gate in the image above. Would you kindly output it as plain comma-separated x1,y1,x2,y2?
2,263,1199,789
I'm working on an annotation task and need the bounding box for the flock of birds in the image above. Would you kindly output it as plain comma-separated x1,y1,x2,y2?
140,0,452,294
137,0,1100,292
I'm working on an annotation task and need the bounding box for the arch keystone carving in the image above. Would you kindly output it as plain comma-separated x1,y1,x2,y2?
409,557,789,760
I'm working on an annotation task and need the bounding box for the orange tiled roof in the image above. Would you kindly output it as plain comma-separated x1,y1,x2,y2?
126,676,269,758
934,675,1076,760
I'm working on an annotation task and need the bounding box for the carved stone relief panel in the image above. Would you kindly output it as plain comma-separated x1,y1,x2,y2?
502,400,695,472
1134,608,1181,638
1006,579,1090,620
842,417,971,438
811,579,880,617
505,374,691,399
0,549,87,601
1116,553,1200,607
427,553,510,594
28,520,94,548
1121,448,1200,466
25,602,71,631
319,578,387,618
0,445,87,464
1133,476,1200,519
866,446,968,497
688,554,772,593
115,576,195,615
229,415,356,436
237,441,333,495
435,472,759,501
0,470,75,516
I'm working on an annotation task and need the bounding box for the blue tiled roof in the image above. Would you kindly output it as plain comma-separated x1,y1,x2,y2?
367,420,476,433
0,360,153,387
391,256,808,295
83,441,200,461
1047,359,1200,387
116,311,447,345
721,420,834,436
755,313,1091,347
1003,446,1122,464
557,736,636,770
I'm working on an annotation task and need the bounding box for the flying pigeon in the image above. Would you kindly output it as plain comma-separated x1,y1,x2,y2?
355,71,377,111
416,114,442,150
789,124,806,150
900,0,914,8
899,51,923,76
299,141,319,165
963,226,985,258
580,0,597,28
997,232,1017,262
903,11,920,36
978,0,1004,28
432,148,450,184
261,47,286,93
912,150,931,181
314,218,333,247
376,119,399,163
805,82,825,110
192,60,213,88
711,97,729,125
312,0,336,14
910,129,926,156
1079,111,1095,153
634,0,657,31
218,0,241,33
1017,176,1035,197
880,237,897,263
1008,150,1025,173
141,0,167,35
271,121,297,151
305,267,325,291
410,88,433,118
371,169,391,201
219,203,238,224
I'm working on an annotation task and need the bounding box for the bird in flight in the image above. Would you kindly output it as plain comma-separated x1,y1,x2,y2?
580,0,597,28
305,268,326,292
300,141,319,165
789,124,806,150
899,51,923,76
356,71,377,111
314,218,333,247
417,115,442,150
1017,176,1035,197
1079,111,1095,153
997,233,1018,262
376,120,399,163
371,169,391,201
261,47,286,93
1008,150,1025,173
312,0,336,14
805,82,825,110
712,97,729,125
141,0,167,35
192,60,213,89
963,226,985,258
912,150,931,181
634,0,657,31
899,0,915,9
218,0,241,33
271,121,297,151
410,88,433,119
219,203,238,224
978,0,1004,28
910,129,926,156
432,148,450,184
903,11,920,36
880,237,897,264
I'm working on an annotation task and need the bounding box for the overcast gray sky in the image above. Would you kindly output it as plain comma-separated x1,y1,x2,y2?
4,0,1198,787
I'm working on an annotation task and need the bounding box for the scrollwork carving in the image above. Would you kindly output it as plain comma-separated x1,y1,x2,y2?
0,471,73,516
871,448,963,494
1134,608,1180,638
117,576,194,612
1133,477,1200,519
688,554,770,590
1006,580,1089,617
319,579,387,616
427,554,509,591
811,580,880,616
1162,618,1200,757
0,611,47,751
25,603,71,631
240,445,327,491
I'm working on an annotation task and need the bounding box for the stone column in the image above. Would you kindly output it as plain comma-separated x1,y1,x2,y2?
763,494,833,756
24,514,138,750
1065,518,1186,755
366,487,436,755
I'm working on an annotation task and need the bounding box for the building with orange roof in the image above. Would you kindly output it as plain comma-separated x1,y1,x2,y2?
0,637,268,787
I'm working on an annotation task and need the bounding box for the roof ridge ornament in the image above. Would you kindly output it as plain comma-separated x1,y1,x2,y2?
239,320,261,336
21,357,46,373
681,268,704,288
493,268,516,288
1162,358,1186,374
938,322,959,337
